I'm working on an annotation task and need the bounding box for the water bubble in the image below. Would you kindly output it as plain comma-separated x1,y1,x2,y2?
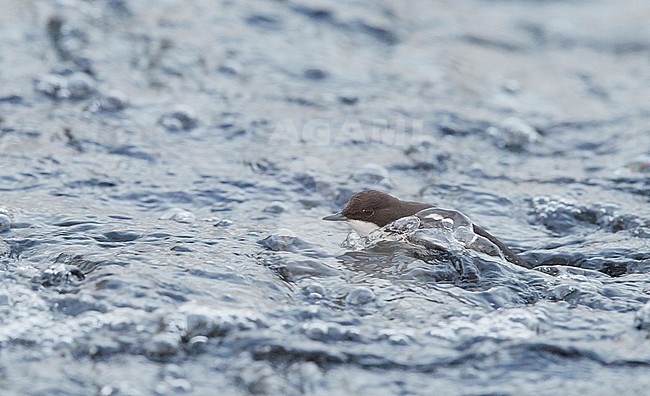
93,90,128,112
378,329,413,345
99,385,117,396
34,72,95,100
34,74,65,98
345,287,375,305
302,283,325,300
66,72,96,100
303,321,329,340
302,321,350,341
187,335,208,353
159,208,196,223
159,106,198,131
166,378,192,393
407,208,476,252
259,229,298,251
215,219,232,227
489,118,540,151
303,283,325,296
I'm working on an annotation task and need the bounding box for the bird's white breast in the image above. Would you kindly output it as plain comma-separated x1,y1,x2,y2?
346,219,380,237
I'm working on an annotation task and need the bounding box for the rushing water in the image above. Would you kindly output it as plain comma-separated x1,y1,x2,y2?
1,0,649,394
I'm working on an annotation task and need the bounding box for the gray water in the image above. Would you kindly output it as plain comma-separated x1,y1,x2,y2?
1,0,649,395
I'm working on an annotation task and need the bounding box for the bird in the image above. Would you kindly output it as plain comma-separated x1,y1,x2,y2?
323,190,531,269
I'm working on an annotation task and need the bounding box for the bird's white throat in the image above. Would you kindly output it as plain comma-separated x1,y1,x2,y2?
346,219,380,237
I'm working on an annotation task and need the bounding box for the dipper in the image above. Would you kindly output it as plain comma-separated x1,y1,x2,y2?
323,190,531,269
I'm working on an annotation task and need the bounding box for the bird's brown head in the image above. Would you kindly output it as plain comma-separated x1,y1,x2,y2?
339,190,400,225
323,190,416,236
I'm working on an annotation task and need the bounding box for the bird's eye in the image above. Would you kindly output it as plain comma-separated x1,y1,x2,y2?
363,209,374,216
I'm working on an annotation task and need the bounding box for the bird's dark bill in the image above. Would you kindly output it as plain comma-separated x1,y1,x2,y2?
322,212,347,221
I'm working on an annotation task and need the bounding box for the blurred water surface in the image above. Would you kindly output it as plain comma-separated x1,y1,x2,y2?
0,0,649,394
